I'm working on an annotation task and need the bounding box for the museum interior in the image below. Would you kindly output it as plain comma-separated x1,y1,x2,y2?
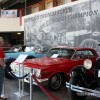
0,0,100,100
0,0,77,47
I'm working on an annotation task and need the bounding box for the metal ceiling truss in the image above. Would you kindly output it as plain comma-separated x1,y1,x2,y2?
0,0,23,9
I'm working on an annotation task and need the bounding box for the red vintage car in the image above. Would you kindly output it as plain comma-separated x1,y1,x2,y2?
11,47,99,91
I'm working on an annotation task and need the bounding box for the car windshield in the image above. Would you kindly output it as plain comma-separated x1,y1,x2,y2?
9,45,34,52
45,48,75,59
9,45,22,52
24,47,33,52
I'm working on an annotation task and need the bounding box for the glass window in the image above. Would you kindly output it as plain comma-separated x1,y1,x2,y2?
46,48,75,59
73,51,82,59
32,4,39,13
81,50,94,58
56,0,62,6
81,50,88,58
88,50,94,57
45,0,53,9
54,0,72,6
24,47,32,52
39,1,45,11
73,50,94,59
62,0,71,4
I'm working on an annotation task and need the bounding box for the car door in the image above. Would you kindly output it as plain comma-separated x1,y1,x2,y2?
66,50,85,73
72,50,97,67
86,50,97,67
71,50,86,66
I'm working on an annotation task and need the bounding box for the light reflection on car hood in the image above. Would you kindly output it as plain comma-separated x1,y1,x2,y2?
24,56,69,67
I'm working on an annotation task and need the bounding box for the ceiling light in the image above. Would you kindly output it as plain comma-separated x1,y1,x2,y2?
17,33,21,35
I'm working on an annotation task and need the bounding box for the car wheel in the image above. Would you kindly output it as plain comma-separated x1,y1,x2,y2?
48,74,62,91
68,77,86,100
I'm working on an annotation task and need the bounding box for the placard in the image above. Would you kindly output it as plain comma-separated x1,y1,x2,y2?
15,54,28,63
51,54,59,58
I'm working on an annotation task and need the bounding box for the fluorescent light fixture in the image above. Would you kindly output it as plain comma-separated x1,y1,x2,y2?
17,33,21,35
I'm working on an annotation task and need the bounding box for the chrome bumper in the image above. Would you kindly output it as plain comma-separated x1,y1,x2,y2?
66,82,100,97
24,77,49,86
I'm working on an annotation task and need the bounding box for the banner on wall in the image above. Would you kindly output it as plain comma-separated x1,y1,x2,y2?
24,0,100,55
1,10,17,18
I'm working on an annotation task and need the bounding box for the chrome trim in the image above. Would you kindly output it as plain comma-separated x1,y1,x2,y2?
66,82,100,97
24,77,48,86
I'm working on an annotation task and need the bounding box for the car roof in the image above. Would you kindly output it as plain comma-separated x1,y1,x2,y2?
51,46,95,51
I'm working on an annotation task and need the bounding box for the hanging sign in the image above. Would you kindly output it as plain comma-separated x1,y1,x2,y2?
1,10,17,18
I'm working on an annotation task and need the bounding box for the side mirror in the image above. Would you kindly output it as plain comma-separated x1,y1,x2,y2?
83,59,92,69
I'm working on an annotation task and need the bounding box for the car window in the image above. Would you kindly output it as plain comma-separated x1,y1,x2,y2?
58,50,70,58
24,47,33,52
81,50,88,58
73,50,95,59
73,51,82,59
46,48,75,59
9,45,22,52
14,48,20,52
81,50,94,58
88,50,94,57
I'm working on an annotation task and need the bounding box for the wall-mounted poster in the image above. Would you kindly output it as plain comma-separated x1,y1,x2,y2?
24,0,100,55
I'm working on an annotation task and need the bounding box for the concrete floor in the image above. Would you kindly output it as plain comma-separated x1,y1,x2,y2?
2,78,100,100
3,78,69,100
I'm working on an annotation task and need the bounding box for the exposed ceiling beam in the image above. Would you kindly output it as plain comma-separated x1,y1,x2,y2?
0,0,9,3
0,0,3,3
0,0,9,6
1,0,20,9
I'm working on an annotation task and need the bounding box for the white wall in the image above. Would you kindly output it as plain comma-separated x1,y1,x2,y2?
0,17,21,32
0,0,88,33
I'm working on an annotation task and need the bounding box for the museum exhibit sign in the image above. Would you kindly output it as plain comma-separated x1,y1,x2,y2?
1,10,17,18
24,0,100,55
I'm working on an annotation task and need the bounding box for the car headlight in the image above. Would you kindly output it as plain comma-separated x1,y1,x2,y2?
10,62,30,75
10,62,19,73
10,62,41,77
33,69,41,78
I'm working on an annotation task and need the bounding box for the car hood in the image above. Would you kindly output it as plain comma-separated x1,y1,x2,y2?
24,56,68,69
